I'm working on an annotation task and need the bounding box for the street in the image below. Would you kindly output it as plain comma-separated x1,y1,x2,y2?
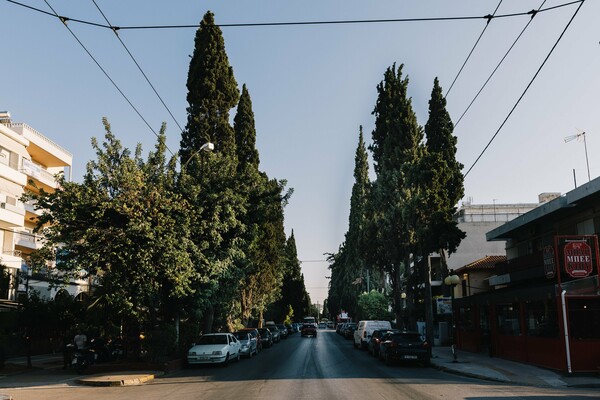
2,329,599,400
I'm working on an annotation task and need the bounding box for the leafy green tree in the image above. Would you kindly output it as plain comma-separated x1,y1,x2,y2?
357,290,393,321
407,78,465,342
179,10,246,332
327,128,371,319
29,120,196,349
368,64,423,326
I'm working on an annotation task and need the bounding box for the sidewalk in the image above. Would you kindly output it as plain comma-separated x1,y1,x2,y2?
0,354,161,388
431,346,600,388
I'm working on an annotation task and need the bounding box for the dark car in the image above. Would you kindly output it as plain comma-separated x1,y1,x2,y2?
368,329,399,357
301,323,317,337
276,324,289,339
378,331,431,365
257,328,273,348
266,325,281,343
343,323,357,339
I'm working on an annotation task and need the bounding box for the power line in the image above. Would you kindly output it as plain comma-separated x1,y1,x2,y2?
454,0,548,128
40,0,174,156
464,0,586,178
91,0,185,135
445,0,503,98
5,0,584,31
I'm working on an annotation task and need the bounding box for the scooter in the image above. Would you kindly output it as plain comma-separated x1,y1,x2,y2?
68,344,97,373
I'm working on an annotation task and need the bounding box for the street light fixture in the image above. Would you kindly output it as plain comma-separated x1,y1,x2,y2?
444,274,460,362
181,142,214,170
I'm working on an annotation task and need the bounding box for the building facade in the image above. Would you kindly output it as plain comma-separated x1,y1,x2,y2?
0,112,86,305
453,183,600,373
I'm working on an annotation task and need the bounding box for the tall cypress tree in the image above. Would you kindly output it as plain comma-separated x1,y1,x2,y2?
234,84,260,173
179,10,244,332
369,63,423,326
422,78,465,258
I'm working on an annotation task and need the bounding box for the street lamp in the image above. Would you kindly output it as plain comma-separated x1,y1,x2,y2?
181,142,214,170
444,274,460,362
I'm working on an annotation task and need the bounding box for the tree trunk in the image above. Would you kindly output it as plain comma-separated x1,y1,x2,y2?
202,304,214,334
423,252,434,345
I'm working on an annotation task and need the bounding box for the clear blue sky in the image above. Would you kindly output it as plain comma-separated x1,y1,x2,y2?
2,0,599,307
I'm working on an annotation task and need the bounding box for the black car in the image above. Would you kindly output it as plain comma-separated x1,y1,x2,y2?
378,331,431,365
368,329,399,357
343,323,357,339
257,328,273,348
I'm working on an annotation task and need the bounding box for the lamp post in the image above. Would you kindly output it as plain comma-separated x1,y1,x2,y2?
444,274,460,362
181,142,214,170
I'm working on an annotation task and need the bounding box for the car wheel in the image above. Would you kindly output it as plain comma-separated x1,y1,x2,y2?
223,353,230,367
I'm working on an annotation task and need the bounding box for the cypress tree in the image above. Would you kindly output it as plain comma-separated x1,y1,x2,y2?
234,84,260,173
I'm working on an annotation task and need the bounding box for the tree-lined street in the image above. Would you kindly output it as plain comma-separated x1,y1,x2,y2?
3,330,599,400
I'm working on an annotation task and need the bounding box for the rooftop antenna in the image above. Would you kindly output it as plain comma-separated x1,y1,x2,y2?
564,129,590,183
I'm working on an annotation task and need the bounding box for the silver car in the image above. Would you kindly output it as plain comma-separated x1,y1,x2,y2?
233,331,258,358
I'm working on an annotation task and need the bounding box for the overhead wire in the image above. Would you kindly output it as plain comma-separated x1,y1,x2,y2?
5,0,584,31
445,0,503,98
454,0,548,128
90,0,185,134
40,0,175,157
464,0,586,178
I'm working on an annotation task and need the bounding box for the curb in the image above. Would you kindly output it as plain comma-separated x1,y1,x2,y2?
76,372,162,387
430,361,510,384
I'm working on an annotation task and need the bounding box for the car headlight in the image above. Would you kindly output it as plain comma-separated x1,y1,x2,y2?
188,351,196,356
212,350,222,355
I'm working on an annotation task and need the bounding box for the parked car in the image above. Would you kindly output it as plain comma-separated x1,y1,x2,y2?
368,329,399,357
343,323,357,339
318,322,326,329
336,322,347,335
301,323,317,337
276,324,289,339
267,325,281,343
257,328,273,348
238,328,262,352
378,331,431,366
327,321,335,329
233,331,258,358
187,333,240,366
354,320,392,350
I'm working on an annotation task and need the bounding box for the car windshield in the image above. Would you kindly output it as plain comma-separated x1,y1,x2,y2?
258,329,269,335
302,324,314,328
197,335,228,345
233,332,249,340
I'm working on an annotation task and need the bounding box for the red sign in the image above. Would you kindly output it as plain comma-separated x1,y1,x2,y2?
543,245,555,279
563,241,593,278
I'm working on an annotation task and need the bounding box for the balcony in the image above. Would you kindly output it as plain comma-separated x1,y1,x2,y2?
15,231,43,250
21,158,59,190
0,162,27,186
0,250,22,270
7,123,72,168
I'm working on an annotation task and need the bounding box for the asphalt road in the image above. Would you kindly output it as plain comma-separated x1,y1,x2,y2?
3,329,599,400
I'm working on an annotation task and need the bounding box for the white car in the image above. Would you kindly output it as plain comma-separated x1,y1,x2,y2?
187,333,241,366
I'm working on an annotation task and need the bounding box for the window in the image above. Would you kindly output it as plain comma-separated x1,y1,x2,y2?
497,303,521,336
525,299,559,338
569,298,600,340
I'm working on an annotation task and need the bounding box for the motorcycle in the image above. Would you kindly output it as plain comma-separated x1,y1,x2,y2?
68,344,97,373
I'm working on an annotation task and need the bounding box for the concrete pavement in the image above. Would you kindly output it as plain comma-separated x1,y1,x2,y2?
431,346,600,388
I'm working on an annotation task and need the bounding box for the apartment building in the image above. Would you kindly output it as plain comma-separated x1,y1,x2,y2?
0,112,85,305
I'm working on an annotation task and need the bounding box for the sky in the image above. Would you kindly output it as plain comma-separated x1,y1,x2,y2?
2,0,600,308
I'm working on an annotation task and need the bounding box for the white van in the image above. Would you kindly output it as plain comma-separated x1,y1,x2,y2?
353,320,392,349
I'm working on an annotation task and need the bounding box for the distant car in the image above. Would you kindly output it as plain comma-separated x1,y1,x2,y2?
301,323,317,337
267,325,281,343
318,323,326,329
378,331,431,366
276,324,289,339
257,328,273,348
187,333,241,366
343,323,357,339
368,329,399,357
327,321,335,329
233,331,258,358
